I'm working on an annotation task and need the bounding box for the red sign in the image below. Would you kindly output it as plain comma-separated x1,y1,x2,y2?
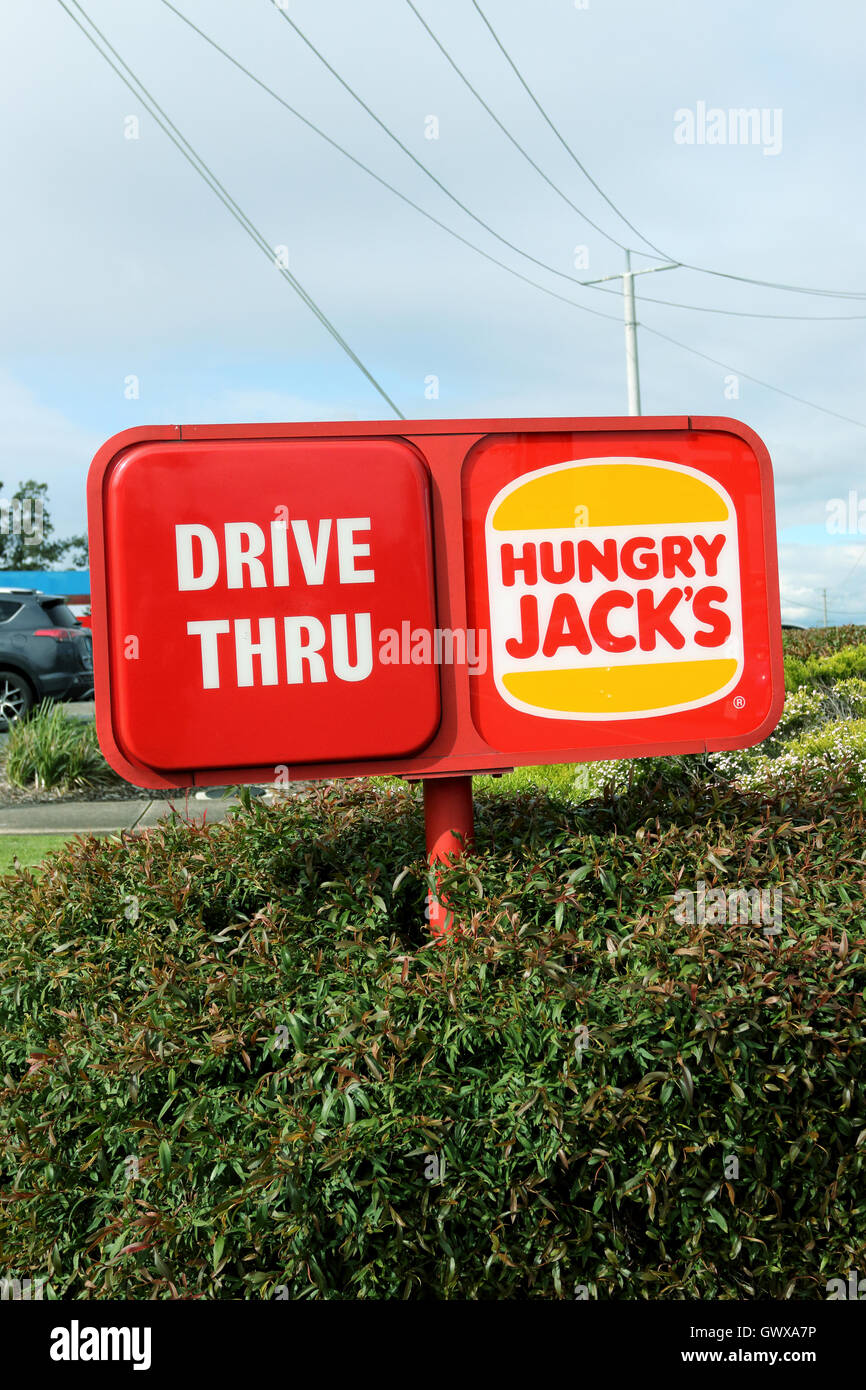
87,417,783,789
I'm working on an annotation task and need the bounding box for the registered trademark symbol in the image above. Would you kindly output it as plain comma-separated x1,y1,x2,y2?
733,695,746,709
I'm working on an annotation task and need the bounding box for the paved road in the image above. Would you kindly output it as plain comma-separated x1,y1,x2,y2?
0,796,244,835
65,700,96,721
1,700,271,828
1,701,264,826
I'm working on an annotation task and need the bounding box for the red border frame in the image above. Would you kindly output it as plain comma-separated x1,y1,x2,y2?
87,416,784,788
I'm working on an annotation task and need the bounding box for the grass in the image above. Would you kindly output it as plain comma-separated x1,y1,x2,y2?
4,702,118,792
484,762,577,797
0,834,82,875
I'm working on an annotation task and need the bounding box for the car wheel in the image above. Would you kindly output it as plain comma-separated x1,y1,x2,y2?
0,671,34,731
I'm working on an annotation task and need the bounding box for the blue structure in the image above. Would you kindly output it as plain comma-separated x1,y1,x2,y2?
0,570,91,599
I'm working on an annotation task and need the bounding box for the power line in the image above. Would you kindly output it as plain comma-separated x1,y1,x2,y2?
833,546,866,591
55,0,405,418
781,595,864,616
682,265,866,301
58,0,866,436
468,0,671,261
583,281,866,321
171,0,862,337
164,1,864,428
266,0,647,295
157,0,622,328
408,0,865,323
641,323,866,430
161,0,865,345
402,0,638,258
470,0,866,302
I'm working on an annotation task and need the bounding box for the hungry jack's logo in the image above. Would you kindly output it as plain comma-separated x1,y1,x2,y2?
485,458,744,720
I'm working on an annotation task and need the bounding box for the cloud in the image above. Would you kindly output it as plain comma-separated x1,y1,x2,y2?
0,374,99,535
778,542,866,625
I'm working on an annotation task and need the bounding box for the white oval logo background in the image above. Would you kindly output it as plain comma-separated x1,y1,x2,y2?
485,457,744,721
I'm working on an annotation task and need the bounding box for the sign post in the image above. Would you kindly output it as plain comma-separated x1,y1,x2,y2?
88,415,784,934
422,774,475,936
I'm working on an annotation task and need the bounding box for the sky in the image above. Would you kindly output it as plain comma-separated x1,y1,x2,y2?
1,0,864,625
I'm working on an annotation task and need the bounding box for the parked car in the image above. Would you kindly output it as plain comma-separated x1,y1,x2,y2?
0,588,94,729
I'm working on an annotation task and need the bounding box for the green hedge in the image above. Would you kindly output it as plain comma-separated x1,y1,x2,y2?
1,779,864,1299
783,625,866,662
784,644,866,692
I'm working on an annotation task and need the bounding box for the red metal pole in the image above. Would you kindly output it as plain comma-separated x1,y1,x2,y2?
422,775,474,936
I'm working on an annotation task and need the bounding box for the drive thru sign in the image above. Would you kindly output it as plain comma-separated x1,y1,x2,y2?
87,416,783,791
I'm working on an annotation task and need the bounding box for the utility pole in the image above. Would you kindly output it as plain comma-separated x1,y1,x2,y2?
623,251,640,415
581,256,679,417
822,588,828,627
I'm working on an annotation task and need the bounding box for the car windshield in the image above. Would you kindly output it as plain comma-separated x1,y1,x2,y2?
39,600,80,628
